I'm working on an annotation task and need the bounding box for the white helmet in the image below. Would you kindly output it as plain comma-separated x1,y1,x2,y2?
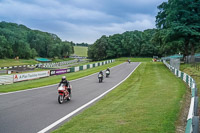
62,76,66,80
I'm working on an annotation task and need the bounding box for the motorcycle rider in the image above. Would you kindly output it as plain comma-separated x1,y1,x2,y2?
59,76,71,95
98,70,104,79
106,67,110,73
99,70,103,76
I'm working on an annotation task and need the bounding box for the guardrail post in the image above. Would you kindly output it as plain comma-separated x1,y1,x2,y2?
181,72,184,80
194,97,198,116
186,75,189,84
192,116,199,133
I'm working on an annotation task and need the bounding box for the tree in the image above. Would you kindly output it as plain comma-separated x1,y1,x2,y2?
0,36,13,58
88,35,108,60
156,0,200,61
0,21,75,59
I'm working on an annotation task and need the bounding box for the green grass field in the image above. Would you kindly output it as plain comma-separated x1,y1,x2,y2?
53,62,186,133
73,46,88,57
0,59,39,67
51,58,74,63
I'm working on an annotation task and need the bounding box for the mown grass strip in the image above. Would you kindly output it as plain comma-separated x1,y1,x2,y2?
0,61,122,93
53,62,186,133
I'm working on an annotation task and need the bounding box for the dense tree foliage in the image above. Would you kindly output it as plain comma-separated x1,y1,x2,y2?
0,21,74,59
88,29,161,61
74,43,89,47
155,0,200,61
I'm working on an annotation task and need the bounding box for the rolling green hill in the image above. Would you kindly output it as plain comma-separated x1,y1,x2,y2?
73,46,88,57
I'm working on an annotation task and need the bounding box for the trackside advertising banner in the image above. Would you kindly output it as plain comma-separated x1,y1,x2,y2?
13,71,50,82
50,69,67,76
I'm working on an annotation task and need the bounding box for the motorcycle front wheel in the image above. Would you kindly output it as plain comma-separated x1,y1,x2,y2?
58,95,64,104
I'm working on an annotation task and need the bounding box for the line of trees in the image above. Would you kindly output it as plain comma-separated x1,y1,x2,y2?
88,29,161,61
74,43,89,47
0,21,74,59
88,0,200,61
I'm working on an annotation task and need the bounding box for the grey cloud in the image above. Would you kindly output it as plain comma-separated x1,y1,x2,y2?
0,0,167,43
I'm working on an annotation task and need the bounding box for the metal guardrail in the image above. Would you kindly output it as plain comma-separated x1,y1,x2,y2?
163,60,199,133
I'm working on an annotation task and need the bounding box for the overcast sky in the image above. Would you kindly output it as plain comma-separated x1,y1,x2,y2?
0,0,167,44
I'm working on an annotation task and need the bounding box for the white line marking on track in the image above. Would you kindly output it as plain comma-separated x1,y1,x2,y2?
0,63,125,96
37,62,141,133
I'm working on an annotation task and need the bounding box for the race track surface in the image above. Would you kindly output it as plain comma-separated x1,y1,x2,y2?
0,62,140,133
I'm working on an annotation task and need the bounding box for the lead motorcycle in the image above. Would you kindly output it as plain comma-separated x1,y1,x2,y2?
57,83,72,104
98,73,103,83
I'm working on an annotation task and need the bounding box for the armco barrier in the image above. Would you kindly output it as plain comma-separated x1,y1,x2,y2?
163,60,199,133
66,59,115,73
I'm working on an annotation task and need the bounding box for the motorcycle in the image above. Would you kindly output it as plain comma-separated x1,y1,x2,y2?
106,70,110,78
98,73,103,83
57,83,72,104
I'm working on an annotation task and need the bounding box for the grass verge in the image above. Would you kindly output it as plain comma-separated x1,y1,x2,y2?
51,58,74,63
52,62,186,133
0,61,122,93
116,57,152,62
180,63,200,104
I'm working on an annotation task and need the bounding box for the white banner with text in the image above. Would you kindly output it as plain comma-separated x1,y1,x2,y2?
13,71,50,82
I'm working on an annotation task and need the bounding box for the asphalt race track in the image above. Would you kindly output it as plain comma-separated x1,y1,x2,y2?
0,62,140,133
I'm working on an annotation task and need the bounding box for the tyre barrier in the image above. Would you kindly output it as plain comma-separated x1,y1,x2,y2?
163,60,199,133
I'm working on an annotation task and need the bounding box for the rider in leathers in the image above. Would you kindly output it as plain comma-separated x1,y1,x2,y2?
106,67,110,74
59,76,71,95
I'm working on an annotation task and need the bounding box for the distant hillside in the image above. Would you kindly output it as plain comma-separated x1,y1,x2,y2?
0,21,74,59
73,46,88,57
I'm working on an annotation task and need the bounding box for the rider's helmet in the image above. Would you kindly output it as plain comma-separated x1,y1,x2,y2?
62,76,66,80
